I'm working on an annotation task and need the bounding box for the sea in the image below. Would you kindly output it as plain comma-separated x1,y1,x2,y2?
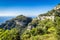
0,16,15,24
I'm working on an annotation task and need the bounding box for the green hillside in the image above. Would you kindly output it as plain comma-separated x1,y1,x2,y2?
0,4,60,40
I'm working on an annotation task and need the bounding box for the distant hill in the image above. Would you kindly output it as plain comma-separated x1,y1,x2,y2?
0,15,32,30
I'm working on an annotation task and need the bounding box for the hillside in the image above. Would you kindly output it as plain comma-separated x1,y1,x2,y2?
0,15,32,29
0,4,60,40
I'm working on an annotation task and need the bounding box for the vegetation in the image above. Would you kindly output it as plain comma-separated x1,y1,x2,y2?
21,19,57,40
0,4,60,40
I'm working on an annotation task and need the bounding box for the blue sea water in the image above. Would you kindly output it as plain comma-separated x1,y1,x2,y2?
0,16,15,24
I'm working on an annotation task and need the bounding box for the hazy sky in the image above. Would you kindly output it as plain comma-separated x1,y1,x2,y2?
0,0,60,17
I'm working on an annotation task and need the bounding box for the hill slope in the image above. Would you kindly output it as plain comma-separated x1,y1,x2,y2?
0,4,60,40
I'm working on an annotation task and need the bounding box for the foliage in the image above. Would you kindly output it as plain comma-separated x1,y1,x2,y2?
21,19,57,40
1,4,60,40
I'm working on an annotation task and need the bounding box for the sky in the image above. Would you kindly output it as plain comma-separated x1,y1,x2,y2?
0,0,60,17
